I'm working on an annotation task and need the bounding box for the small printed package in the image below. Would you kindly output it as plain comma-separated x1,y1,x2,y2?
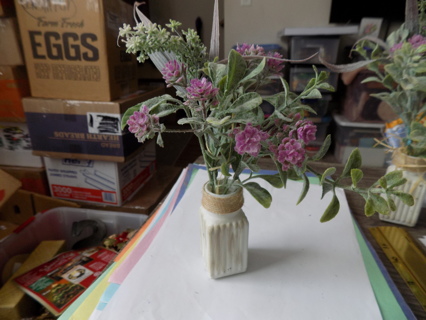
0,66,31,122
0,122,44,167
44,141,156,206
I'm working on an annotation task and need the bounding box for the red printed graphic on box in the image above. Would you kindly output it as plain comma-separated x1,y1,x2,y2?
121,161,156,201
51,184,117,205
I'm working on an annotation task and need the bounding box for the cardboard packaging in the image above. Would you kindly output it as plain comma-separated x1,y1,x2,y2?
44,140,157,206
0,189,80,225
23,87,164,162
14,0,138,101
0,66,31,122
0,240,66,320
0,0,15,17
0,165,49,195
0,122,44,167
0,17,25,65
0,169,21,208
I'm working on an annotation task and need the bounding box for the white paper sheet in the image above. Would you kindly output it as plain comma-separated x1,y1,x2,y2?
100,169,382,320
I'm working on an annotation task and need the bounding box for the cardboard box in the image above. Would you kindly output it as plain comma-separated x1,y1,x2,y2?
0,0,15,17
0,240,66,320
0,220,18,241
23,87,164,161
0,122,44,167
0,189,80,225
0,17,24,65
14,0,138,101
0,165,49,195
44,141,156,206
0,169,21,208
0,66,31,122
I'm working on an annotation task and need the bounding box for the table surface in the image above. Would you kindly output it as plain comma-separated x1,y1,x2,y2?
258,157,426,319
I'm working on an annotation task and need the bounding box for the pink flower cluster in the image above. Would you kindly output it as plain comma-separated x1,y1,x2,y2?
390,34,426,52
233,124,269,157
185,77,219,107
161,60,187,87
127,105,159,142
236,43,285,75
273,138,306,171
235,43,265,56
270,120,317,171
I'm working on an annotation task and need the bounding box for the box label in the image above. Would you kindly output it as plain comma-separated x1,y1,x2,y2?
51,184,118,204
25,112,140,158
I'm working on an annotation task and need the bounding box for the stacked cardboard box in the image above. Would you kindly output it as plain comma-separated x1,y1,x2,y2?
0,0,48,194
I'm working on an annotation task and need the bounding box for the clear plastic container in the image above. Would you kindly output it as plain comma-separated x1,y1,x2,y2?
291,36,340,64
0,207,147,276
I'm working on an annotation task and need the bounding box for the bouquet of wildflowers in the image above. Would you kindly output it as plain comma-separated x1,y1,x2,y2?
119,3,413,222
322,0,426,158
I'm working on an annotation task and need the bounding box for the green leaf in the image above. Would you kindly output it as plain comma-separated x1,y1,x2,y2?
378,177,387,189
384,170,403,185
251,174,284,188
387,197,397,211
321,167,336,185
297,174,310,205
351,168,363,187
226,92,262,114
320,182,333,199
392,191,415,206
243,182,272,208
206,116,231,127
341,148,362,178
310,135,331,161
301,89,322,99
273,159,288,188
370,194,390,215
220,162,231,177
156,133,164,148
177,117,204,125
316,82,335,92
225,49,247,93
240,58,266,83
320,194,340,222
364,198,375,216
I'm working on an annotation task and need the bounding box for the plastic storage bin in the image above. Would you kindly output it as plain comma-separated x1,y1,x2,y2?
302,94,332,117
291,36,340,64
333,114,386,167
290,66,338,92
0,207,147,277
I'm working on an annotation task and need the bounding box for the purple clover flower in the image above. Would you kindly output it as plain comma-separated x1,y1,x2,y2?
234,124,269,157
161,60,186,87
272,137,306,171
266,51,285,74
390,34,426,52
127,105,159,142
185,77,219,106
408,34,426,48
295,120,317,144
235,43,265,56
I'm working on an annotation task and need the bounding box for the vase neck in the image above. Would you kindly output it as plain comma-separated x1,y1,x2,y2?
392,149,426,173
202,184,244,214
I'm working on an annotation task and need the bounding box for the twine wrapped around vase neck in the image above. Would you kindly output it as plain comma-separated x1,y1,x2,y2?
392,149,426,173
202,184,244,214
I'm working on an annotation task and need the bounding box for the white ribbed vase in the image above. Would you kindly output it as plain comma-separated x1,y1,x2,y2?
379,150,426,227
200,183,249,279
